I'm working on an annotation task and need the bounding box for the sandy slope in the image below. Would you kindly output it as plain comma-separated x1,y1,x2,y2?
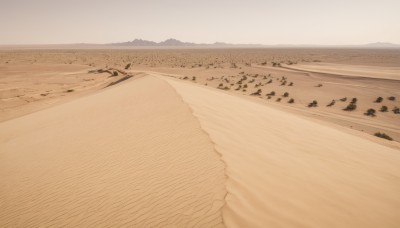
0,76,225,227
163,76,400,228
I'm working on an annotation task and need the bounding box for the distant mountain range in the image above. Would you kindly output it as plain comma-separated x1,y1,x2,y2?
108,38,262,47
106,39,400,48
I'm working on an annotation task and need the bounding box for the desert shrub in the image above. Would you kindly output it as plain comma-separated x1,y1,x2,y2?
280,81,287,86
288,82,294,86
267,91,275,96
243,84,248,88
364,108,376,117
393,107,400,114
249,79,255,83
266,79,272,84
327,100,335,107
339,97,347,102
112,71,118,76
316,84,323,87
261,61,267,66
251,89,262,96
288,98,294,103
267,96,271,99
387,96,396,101
125,63,131,69
183,76,189,80
235,85,242,90
66,89,74,93
192,76,196,81
375,97,383,103
272,62,281,67
308,100,318,107
350,98,357,104
283,92,289,97
374,132,393,141
276,98,282,102
380,106,388,112
343,103,357,111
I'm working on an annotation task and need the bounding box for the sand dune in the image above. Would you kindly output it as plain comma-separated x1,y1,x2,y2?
2,71,400,227
162,76,400,228
0,76,225,227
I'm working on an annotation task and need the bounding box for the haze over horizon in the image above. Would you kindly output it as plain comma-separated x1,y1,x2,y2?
1,0,399,45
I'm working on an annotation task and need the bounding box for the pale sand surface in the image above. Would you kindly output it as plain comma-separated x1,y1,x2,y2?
282,62,400,80
0,76,225,227
162,76,400,228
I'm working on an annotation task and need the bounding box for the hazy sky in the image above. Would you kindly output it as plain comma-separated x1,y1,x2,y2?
1,0,399,45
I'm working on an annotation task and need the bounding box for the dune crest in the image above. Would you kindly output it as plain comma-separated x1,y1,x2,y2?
163,76,400,228
0,76,226,227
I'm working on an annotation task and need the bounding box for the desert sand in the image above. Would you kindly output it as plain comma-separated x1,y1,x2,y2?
1,48,400,227
0,76,225,227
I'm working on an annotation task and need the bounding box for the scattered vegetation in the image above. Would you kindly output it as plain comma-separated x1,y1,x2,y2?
125,63,131,70
327,100,335,107
364,108,376,117
266,91,275,96
374,132,393,141
112,71,119,76
393,107,400,114
387,96,396,101
276,98,282,102
66,89,74,93
288,98,294,103
316,84,323,87
288,82,294,86
339,97,347,102
343,103,357,111
343,98,357,111
380,106,388,112
251,89,262,96
308,100,318,107
375,97,383,103
282,92,289,97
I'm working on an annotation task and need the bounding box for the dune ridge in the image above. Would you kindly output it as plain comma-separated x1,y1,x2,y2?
0,76,226,227
162,76,400,228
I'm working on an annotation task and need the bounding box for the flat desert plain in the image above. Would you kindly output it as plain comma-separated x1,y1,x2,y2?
1,48,400,227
